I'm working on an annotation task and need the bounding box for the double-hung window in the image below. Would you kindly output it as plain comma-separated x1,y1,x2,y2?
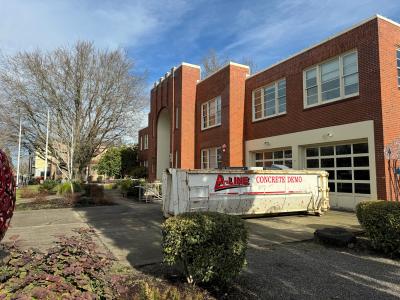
397,48,400,86
304,51,359,107
252,79,286,121
144,134,149,150
201,96,221,130
140,136,143,150
201,147,222,169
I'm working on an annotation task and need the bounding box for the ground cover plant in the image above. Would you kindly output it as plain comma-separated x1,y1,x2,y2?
0,228,213,299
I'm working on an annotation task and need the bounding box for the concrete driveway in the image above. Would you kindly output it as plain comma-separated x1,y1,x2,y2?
5,194,360,267
4,195,399,299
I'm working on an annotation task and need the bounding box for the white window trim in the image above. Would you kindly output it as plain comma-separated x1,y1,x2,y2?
201,147,222,169
140,136,143,151
144,134,149,150
305,142,370,195
252,78,286,122
254,148,293,168
303,50,359,109
397,48,400,87
201,96,221,131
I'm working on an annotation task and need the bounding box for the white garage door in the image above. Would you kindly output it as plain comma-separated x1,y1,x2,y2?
305,141,371,209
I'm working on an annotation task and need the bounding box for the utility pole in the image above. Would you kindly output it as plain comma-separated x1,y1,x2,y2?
44,108,50,180
16,116,22,187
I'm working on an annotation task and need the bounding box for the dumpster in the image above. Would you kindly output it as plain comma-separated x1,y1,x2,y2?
162,168,329,217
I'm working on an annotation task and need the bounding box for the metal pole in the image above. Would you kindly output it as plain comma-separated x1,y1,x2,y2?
44,108,50,180
16,116,22,187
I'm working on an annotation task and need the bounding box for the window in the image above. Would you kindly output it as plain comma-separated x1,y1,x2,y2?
175,151,178,168
254,149,292,168
201,147,222,169
304,51,359,107
142,134,148,150
305,142,370,195
397,49,400,86
201,96,221,130
143,161,148,168
253,79,286,121
140,136,143,150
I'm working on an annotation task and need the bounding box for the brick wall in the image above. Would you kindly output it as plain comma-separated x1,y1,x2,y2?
244,18,388,199
378,18,400,200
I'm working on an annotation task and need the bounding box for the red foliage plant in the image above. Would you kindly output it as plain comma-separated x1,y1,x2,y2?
0,149,16,241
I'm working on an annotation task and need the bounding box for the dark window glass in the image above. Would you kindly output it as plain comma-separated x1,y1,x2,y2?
327,170,335,180
321,158,334,168
264,152,273,160
321,146,334,156
285,160,293,168
264,161,273,167
355,183,371,194
353,143,368,154
255,161,263,167
255,153,263,160
328,182,335,192
336,157,352,168
354,170,370,180
274,161,283,165
307,159,319,168
284,150,292,158
354,156,369,167
337,170,352,180
336,144,351,155
306,148,319,157
274,151,283,159
337,182,353,193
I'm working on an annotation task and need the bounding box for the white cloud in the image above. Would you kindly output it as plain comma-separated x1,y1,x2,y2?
0,0,192,53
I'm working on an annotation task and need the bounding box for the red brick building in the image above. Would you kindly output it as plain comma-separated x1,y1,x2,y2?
138,15,400,210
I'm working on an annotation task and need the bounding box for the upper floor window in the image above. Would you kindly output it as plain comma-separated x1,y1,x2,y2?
252,78,286,121
201,147,222,169
140,136,143,150
304,51,359,108
397,48,400,86
144,134,149,150
201,96,221,130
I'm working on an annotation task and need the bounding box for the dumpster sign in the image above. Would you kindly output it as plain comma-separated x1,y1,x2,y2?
211,173,308,195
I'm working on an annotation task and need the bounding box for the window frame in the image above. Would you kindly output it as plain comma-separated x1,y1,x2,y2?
253,148,292,168
140,136,143,151
143,134,149,150
397,48,400,87
252,78,286,122
200,147,222,169
305,141,370,195
303,50,359,109
201,96,222,130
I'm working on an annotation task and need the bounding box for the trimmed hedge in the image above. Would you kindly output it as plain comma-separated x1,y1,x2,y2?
356,200,400,255
162,212,248,284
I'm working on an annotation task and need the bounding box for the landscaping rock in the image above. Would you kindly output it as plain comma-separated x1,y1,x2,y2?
314,227,356,247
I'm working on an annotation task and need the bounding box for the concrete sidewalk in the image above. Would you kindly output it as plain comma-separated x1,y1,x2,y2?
5,194,360,268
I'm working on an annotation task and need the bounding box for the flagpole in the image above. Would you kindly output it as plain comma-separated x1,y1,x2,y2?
44,108,50,180
16,116,22,187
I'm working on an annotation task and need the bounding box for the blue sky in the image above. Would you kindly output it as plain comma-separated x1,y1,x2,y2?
1,0,400,94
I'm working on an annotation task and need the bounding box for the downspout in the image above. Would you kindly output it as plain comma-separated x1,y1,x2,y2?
171,67,176,168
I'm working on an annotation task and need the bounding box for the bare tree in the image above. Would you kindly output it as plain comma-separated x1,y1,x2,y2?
0,41,146,181
201,49,256,77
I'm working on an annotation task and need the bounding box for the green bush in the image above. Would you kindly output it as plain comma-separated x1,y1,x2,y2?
356,200,400,255
57,182,82,195
162,212,248,284
130,166,148,179
38,179,58,193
